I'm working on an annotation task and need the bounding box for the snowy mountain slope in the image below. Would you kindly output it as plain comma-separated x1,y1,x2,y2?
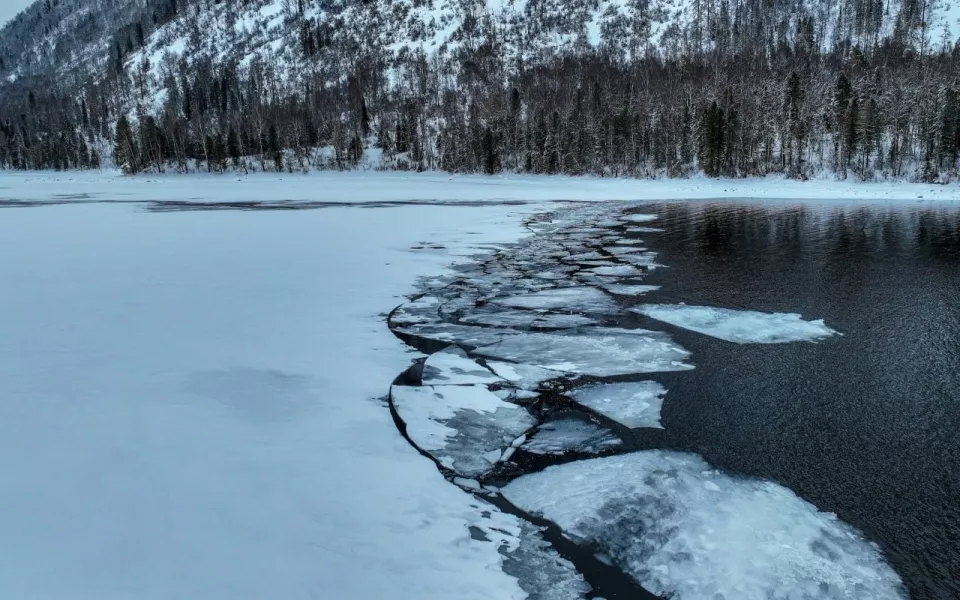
3,0,960,179
4,0,959,89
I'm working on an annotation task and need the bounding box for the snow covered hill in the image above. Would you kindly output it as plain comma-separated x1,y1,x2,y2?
4,0,959,90
3,0,960,180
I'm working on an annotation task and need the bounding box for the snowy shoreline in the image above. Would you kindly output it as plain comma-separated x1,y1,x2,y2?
2,170,960,204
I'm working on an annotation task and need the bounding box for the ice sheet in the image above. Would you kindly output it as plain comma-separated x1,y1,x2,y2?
601,284,661,296
503,451,907,600
395,322,517,347
603,246,648,255
588,265,643,277
522,418,622,454
461,309,597,329
492,286,618,313
474,328,694,377
485,361,568,390
569,381,666,428
619,214,659,223
500,521,591,600
421,345,504,385
636,304,840,343
390,296,442,326
620,253,662,268
563,251,607,261
391,384,536,476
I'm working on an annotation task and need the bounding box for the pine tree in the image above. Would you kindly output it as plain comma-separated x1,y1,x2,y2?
227,127,241,165
114,115,139,174
482,126,497,175
269,124,282,172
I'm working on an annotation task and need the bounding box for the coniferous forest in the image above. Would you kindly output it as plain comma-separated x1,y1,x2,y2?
2,0,960,181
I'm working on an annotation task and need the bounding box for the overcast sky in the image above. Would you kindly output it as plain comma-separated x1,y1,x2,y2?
1,0,35,29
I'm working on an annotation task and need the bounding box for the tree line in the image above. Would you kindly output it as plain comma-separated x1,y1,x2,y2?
2,0,960,181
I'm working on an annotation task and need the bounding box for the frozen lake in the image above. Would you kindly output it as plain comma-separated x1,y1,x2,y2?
2,174,959,600
0,195,548,600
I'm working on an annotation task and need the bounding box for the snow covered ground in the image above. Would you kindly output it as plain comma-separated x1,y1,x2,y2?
0,171,955,600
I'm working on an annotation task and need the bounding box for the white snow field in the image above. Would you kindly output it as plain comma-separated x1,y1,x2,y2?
636,304,840,343
569,381,667,428
502,451,908,600
0,181,555,600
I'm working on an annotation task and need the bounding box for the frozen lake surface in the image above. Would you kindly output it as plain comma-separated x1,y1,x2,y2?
2,172,959,600
0,185,551,600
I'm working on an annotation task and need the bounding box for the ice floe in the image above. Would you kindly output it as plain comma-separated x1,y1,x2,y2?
390,295,441,326
461,309,597,329
620,253,663,269
635,304,840,343
601,284,661,296
501,521,592,600
390,384,536,477
421,346,504,385
562,252,607,263
503,451,907,600
603,246,648,255
568,381,666,428
522,418,622,455
575,260,618,267
491,287,619,314
486,361,568,390
473,328,693,377
619,214,659,223
588,265,643,277
396,322,518,347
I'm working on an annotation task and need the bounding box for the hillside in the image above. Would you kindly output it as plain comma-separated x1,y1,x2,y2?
2,0,960,179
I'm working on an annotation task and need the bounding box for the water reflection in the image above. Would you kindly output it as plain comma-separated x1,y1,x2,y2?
641,202,960,600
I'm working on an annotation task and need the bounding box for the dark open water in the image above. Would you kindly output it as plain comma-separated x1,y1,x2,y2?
629,202,960,600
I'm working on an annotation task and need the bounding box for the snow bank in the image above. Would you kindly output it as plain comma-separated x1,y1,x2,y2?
3,170,960,204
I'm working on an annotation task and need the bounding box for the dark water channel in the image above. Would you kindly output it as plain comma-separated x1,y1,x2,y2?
628,201,960,600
